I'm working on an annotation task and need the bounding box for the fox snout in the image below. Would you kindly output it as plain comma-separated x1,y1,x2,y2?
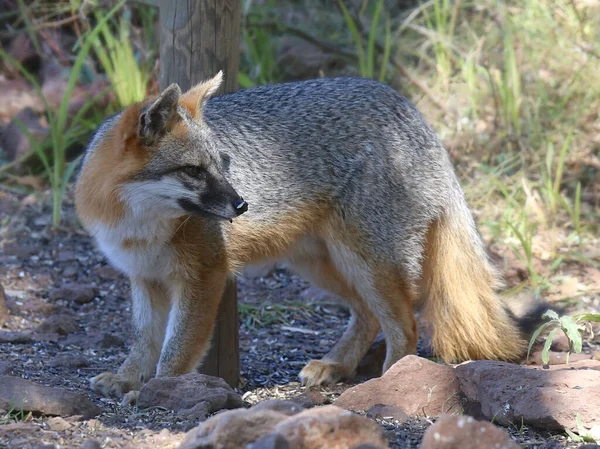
176,176,248,222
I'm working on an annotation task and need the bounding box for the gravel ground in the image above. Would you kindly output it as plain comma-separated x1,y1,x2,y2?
0,189,588,449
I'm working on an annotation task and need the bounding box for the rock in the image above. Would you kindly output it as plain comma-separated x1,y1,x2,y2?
248,433,291,449
0,331,33,344
289,390,330,408
456,360,600,431
93,265,122,281
137,373,242,420
420,415,519,449
47,416,73,431
78,441,102,449
0,375,100,418
180,404,291,449
550,332,571,352
62,264,80,279
0,283,8,326
366,404,408,423
8,32,41,75
36,313,79,336
253,399,306,416
0,107,49,162
181,403,387,449
589,425,600,442
578,445,600,449
56,250,77,262
49,354,89,368
49,284,98,305
94,333,125,348
0,79,44,123
272,405,388,449
0,362,15,376
335,355,462,417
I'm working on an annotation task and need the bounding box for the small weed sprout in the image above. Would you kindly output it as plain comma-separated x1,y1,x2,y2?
527,311,600,365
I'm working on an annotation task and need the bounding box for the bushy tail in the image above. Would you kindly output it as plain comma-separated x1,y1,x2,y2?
420,196,527,363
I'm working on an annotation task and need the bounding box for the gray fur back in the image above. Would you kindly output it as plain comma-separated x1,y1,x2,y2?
204,77,463,276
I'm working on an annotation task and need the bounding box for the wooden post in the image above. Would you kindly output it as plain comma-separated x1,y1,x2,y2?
158,0,241,387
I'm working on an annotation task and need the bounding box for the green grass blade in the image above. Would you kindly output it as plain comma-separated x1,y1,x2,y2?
527,321,552,360
560,316,583,353
542,328,557,365
57,0,127,132
367,0,384,79
338,0,366,76
378,17,392,82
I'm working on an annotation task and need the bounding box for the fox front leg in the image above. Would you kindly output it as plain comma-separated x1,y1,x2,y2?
90,279,169,402
155,271,228,377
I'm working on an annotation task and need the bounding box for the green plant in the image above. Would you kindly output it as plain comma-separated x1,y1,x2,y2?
239,25,280,88
338,0,392,81
0,403,31,425
0,0,126,227
506,210,541,289
540,132,572,221
93,8,150,108
565,414,597,443
422,0,458,86
527,310,600,365
490,24,522,137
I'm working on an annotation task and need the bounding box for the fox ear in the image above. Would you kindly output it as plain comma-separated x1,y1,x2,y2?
180,71,224,120
138,83,182,143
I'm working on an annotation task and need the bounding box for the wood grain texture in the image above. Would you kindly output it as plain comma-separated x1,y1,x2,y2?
158,0,241,387
159,0,241,92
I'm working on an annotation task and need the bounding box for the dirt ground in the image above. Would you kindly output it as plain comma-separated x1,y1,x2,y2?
0,189,592,449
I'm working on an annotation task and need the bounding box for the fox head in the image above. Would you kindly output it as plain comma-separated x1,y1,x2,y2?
75,71,248,229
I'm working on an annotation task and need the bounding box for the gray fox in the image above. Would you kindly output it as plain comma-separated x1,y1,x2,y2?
75,72,538,401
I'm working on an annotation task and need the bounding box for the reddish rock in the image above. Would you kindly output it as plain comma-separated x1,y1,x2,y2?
93,265,122,281
0,107,48,162
272,405,388,449
335,355,462,417
366,404,408,423
290,390,330,408
49,354,89,368
137,373,242,420
0,375,100,418
550,332,571,352
0,331,33,344
456,360,600,431
36,313,79,336
180,402,387,449
7,33,40,74
180,401,292,449
420,415,519,449
49,284,98,305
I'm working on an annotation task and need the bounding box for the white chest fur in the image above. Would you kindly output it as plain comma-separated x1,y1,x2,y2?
90,217,177,280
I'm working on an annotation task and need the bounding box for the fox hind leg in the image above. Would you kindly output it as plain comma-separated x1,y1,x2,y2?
326,240,418,376
286,239,380,386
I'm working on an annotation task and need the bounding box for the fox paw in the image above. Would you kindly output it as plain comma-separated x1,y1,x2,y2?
299,360,349,387
90,372,136,399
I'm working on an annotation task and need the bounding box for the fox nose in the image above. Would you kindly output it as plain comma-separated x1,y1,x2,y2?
234,198,248,216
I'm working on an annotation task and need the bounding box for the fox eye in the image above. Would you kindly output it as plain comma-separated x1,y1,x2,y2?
182,166,204,178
